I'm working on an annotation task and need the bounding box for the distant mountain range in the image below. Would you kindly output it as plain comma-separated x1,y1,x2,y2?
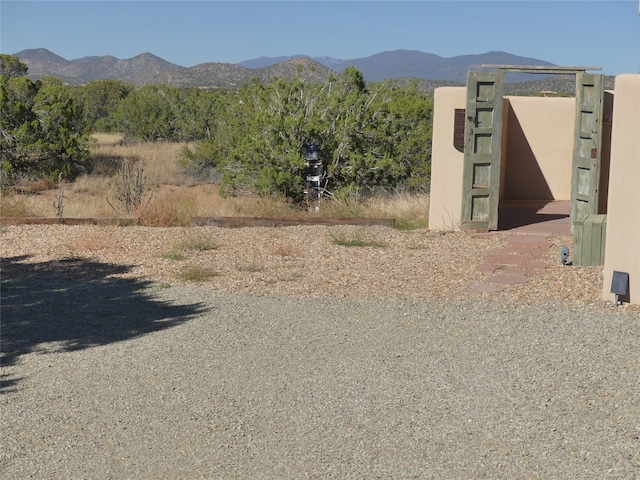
10,48,613,93
239,50,560,83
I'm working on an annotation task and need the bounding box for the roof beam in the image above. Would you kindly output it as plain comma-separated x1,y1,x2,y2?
480,65,602,74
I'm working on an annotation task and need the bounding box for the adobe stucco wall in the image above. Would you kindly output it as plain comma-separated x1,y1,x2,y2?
428,87,466,230
602,74,640,305
428,87,577,230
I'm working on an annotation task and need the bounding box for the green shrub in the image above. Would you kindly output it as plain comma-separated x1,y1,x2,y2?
179,265,220,282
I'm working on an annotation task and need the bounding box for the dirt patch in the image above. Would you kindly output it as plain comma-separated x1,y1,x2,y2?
1,224,628,311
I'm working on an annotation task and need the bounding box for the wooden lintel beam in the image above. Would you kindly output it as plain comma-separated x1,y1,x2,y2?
480,65,602,74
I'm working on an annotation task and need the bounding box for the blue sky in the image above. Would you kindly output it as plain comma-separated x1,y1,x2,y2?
1,1,638,76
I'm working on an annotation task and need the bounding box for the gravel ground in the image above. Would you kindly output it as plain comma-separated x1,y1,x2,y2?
1,224,639,478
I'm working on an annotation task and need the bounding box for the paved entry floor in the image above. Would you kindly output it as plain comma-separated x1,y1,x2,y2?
471,200,571,293
472,234,557,293
497,200,571,235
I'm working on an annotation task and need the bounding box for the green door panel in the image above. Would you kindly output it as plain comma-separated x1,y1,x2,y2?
571,73,604,231
460,71,505,231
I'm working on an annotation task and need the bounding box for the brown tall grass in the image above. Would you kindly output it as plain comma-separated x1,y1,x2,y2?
136,189,197,227
89,133,196,185
1,134,430,228
0,192,43,217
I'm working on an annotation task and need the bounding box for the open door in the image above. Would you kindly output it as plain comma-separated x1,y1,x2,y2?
571,73,604,229
460,71,505,231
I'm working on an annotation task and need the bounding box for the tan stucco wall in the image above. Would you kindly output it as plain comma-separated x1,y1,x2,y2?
602,74,640,305
502,96,575,200
428,87,466,230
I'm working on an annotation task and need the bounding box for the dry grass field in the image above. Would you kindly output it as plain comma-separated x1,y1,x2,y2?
1,133,430,228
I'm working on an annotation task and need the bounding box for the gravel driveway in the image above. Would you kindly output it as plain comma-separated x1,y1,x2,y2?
1,225,639,478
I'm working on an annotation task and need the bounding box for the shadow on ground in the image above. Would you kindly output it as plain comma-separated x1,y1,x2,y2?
1,255,207,393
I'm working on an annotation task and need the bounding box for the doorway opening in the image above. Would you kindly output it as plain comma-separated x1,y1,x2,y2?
460,65,612,236
497,87,575,235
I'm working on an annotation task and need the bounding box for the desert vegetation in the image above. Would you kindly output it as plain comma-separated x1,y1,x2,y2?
1,133,430,227
1,54,431,227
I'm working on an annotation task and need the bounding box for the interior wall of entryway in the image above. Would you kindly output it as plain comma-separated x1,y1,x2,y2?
501,96,576,201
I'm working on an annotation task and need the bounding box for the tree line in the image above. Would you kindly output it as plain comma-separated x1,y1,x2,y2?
1,54,434,199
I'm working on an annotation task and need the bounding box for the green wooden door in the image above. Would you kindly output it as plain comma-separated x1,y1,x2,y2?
571,73,604,230
460,71,505,231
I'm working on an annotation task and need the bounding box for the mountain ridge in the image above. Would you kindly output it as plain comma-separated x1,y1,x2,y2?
9,48,611,93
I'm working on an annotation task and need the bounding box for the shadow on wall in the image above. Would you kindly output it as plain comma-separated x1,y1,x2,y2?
598,91,615,214
503,103,554,201
0,256,208,393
